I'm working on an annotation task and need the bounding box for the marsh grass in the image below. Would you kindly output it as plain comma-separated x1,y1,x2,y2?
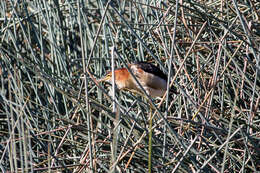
0,0,259,172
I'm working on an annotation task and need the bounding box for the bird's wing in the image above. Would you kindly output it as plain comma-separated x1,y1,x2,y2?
130,63,167,90
135,62,167,81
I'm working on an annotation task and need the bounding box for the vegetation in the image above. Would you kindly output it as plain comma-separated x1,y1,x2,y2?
0,0,259,172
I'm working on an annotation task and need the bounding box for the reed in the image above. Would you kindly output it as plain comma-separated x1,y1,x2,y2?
0,0,259,172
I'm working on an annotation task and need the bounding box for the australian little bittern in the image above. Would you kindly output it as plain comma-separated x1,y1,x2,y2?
99,62,172,172
99,62,171,98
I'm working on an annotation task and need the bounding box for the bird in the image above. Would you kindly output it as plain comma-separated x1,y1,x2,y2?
98,62,170,98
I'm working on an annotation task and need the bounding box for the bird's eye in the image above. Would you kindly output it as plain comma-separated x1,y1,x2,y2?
106,74,112,78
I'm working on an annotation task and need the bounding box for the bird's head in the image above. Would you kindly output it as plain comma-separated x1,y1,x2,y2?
98,71,113,83
98,68,131,90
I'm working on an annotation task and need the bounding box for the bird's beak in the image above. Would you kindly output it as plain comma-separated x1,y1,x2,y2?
98,76,109,83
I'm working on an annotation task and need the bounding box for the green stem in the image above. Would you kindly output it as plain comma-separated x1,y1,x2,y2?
148,106,153,173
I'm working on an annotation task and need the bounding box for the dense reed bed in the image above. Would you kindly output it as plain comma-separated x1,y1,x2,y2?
0,0,259,172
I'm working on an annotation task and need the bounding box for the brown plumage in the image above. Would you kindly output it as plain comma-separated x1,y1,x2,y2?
99,62,170,98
